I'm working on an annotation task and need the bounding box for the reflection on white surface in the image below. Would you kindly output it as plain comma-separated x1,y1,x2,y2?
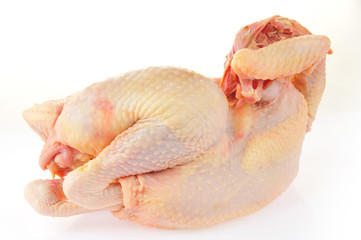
0,0,360,239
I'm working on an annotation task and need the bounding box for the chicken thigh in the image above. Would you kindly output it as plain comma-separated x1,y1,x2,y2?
23,15,331,229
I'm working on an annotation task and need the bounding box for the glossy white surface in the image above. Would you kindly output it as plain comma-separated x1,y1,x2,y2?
1,0,360,239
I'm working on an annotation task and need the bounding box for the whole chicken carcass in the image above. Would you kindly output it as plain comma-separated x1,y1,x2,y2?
23,15,331,229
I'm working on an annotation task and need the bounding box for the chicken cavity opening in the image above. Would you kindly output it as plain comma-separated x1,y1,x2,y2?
223,74,273,108
221,16,312,108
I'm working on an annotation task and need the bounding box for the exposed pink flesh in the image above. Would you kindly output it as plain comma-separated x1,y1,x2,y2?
220,15,312,106
239,79,264,103
39,142,74,171
54,149,74,168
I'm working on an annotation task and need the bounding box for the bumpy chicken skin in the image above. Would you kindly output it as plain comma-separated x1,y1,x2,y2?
23,16,331,229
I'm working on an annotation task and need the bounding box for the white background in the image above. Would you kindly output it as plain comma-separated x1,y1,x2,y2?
1,0,360,239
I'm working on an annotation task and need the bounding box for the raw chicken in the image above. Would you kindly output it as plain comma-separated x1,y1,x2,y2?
23,15,331,229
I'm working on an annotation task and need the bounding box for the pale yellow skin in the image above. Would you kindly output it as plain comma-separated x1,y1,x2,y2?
23,16,331,229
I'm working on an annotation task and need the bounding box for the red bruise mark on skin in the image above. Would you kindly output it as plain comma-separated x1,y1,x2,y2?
92,91,117,144
96,98,114,112
93,91,115,123
234,132,244,141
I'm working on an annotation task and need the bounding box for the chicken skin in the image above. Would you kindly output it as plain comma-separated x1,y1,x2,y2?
23,16,331,229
